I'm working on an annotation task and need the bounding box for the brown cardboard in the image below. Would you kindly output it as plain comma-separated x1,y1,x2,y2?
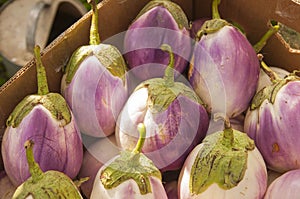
0,0,299,171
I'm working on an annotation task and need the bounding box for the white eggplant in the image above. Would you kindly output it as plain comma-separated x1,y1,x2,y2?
178,117,267,199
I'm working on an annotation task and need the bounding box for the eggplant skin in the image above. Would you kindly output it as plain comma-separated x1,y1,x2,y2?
63,55,128,137
124,6,192,80
245,81,300,173
264,169,300,199
189,25,260,118
2,105,83,187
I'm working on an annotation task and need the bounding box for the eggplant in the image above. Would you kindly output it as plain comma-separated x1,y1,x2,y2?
90,123,168,199
123,0,192,80
244,59,300,173
115,44,209,172
178,115,267,199
12,140,83,199
1,46,83,186
188,0,260,119
265,169,300,199
61,0,128,137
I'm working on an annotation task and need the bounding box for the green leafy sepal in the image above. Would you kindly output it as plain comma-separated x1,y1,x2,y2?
6,93,71,128
190,128,255,194
64,44,127,84
134,0,189,30
135,78,204,113
250,74,300,110
100,150,162,195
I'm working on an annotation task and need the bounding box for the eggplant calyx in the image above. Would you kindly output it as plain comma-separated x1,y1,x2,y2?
13,140,82,199
250,75,300,110
190,128,254,194
100,151,161,195
64,44,127,84
93,44,128,83
14,170,82,198
134,0,189,30
6,93,72,128
100,123,161,195
138,77,203,113
64,45,94,84
196,19,230,41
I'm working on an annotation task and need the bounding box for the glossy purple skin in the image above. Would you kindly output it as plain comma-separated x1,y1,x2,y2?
245,81,300,173
124,6,191,80
116,90,209,172
1,105,83,186
63,55,128,137
189,25,260,118
265,169,300,199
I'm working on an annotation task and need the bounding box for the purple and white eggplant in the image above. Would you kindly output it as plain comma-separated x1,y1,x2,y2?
90,123,168,199
178,116,267,199
61,0,128,137
115,44,209,172
1,46,83,186
264,169,300,199
244,59,300,173
123,0,192,80
188,0,260,118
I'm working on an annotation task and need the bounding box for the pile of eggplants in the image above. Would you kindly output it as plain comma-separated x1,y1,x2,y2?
1,0,299,198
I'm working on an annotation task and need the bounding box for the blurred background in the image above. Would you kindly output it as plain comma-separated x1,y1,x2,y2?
0,0,90,86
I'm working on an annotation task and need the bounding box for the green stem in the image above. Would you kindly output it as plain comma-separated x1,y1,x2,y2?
133,123,146,153
214,113,234,145
258,55,281,83
24,140,44,183
212,0,221,19
161,44,175,87
34,45,49,95
253,21,279,53
88,0,100,45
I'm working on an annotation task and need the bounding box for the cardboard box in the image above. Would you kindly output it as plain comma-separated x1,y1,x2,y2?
0,0,299,173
